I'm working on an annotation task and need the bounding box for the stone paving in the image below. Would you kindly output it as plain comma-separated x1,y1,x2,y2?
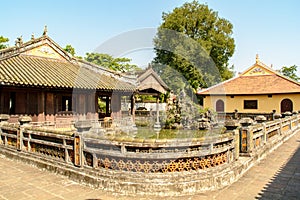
0,130,299,200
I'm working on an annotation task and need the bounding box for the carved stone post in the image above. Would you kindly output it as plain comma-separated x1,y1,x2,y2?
239,118,254,155
262,122,267,144
73,133,82,167
224,119,240,160
18,116,32,151
232,129,240,160
0,114,9,145
74,120,92,167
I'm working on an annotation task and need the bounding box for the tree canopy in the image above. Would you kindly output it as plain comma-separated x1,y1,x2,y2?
154,1,235,92
64,44,76,56
0,36,9,50
85,53,139,72
280,65,300,82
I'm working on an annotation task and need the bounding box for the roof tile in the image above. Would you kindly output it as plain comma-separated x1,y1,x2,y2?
0,55,135,91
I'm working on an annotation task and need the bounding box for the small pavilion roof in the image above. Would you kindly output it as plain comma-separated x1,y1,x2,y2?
136,66,169,95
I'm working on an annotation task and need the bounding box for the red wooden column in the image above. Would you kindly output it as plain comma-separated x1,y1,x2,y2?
111,93,122,120
37,91,45,122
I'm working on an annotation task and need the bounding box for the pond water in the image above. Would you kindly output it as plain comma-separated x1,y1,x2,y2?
134,127,224,139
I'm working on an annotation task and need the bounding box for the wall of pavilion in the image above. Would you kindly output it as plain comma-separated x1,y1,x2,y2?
198,56,300,115
0,31,136,123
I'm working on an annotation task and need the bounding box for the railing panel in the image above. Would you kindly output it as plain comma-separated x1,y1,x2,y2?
81,134,235,173
0,113,299,175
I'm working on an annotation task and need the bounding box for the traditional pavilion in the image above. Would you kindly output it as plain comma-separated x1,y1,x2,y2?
133,66,169,127
136,66,169,96
0,28,136,123
198,55,300,114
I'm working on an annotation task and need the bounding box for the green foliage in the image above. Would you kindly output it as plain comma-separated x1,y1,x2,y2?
98,98,106,112
154,1,235,92
152,63,187,94
0,36,9,50
64,44,76,56
280,65,300,82
85,53,140,72
199,107,211,114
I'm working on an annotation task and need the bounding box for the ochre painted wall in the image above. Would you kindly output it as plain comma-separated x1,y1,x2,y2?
203,93,300,113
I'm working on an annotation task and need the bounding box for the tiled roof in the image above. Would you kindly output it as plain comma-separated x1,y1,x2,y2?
0,55,135,91
198,59,300,95
0,35,136,91
137,67,169,94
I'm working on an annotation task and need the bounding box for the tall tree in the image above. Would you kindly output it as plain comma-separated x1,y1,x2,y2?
154,1,235,91
280,65,299,81
85,53,139,72
0,36,9,50
64,44,76,56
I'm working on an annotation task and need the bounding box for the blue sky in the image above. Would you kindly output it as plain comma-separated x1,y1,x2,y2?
1,0,300,75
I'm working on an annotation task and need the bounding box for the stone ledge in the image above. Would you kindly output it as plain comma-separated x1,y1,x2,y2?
0,128,299,197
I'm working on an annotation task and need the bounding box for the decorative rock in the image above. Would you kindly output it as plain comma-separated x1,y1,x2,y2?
255,115,267,123
198,117,210,130
197,118,209,122
224,119,239,130
239,117,253,127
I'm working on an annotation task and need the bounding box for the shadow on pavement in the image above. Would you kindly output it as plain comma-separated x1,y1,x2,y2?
256,143,300,200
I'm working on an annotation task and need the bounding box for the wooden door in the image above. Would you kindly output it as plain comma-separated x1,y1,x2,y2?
281,99,293,113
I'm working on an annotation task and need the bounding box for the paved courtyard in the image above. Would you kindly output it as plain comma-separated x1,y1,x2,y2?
0,130,299,200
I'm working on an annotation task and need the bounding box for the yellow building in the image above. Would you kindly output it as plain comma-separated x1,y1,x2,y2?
198,55,300,114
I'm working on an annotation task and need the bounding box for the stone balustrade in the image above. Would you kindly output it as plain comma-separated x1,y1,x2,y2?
0,114,299,196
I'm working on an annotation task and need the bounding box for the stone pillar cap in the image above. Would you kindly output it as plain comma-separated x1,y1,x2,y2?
224,119,240,130
18,116,32,123
255,115,267,123
75,120,92,132
239,117,254,126
0,114,9,121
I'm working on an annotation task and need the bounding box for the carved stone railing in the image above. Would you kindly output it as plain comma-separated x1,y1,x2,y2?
239,115,300,155
1,115,299,172
81,132,235,173
0,114,300,196
0,121,77,164
0,116,235,173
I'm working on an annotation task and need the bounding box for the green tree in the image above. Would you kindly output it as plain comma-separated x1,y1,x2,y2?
85,53,139,72
154,1,235,91
280,65,299,81
152,63,187,94
0,36,9,50
64,44,76,56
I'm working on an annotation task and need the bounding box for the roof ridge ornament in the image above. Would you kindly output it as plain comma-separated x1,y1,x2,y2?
15,35,23,47
256,54,259,64
43,25,48,36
